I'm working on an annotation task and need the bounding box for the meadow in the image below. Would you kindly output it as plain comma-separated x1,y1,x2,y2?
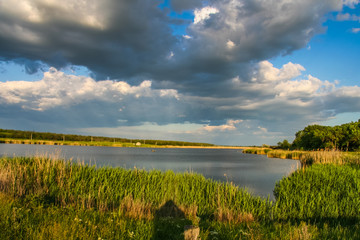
0,151,359,239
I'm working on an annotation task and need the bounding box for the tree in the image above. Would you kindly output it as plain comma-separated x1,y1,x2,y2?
277,139,291,149
292,120,360,151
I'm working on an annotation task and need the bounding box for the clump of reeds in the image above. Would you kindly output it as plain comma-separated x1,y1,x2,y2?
273,164,360,221
1,155,360,239
245,148,360,166
243,148,272,155
299,150,360,166
0,156,270,223
267,150,304,160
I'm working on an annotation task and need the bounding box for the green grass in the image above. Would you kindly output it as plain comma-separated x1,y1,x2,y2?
273,164,360,221
244,148,360,166
241,148,272,155
0,155,360,239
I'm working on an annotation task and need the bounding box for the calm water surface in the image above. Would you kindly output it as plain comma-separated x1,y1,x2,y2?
0,144,299,199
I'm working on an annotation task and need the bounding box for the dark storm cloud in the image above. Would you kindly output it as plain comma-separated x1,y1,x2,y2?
163,0,341,83
170,0,204,12
0,0,176,80
0,0,344,86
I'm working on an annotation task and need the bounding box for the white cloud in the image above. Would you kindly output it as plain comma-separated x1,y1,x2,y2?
352,28,360,33
274,75,335,98
253,126,268,135
184,0,343,71
201,119,243,132
0,68,179,111
226,40,236,49
167,51,175,60
337,13,360,21
337,13,351,20
343,0,360,8
0,0,106,29
193,6,219,24
1,60,360,145
254,61,305,83
332,85,360,97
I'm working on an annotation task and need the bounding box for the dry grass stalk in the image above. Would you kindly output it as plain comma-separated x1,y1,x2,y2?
290,222,312,240
179,204,198,221
184,225,200,240
119,196,154,220
215,207,254,224
0,166,12,192
300,150,346,166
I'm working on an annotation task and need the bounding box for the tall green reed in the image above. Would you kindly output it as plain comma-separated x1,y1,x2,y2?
0,156,271,222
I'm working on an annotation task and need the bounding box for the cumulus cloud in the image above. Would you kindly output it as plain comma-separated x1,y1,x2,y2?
0,0,349,85
336,13,360,21
0,68,182,128
2,61,360,144
0,0,359,144
202,119,243,132
0,0,176,79
151,0,347,96
184,0,342,63
343,0,360,8
193,6,219,24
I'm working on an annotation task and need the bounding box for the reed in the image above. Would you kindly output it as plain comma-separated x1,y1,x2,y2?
242,148,272,155
0,156,270,220
273,164,360,221
1,155,359,239
245,148,360,166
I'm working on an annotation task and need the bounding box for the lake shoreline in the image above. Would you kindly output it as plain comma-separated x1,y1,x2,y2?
0,137,246,149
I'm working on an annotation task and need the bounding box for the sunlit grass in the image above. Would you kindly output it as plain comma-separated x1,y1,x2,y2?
244,148,360,166
1,155,359,239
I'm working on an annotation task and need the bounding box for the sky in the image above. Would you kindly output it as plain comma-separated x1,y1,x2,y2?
0,0,360,146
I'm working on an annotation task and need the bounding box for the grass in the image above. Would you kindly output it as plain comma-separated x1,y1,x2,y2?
240,148,272,155
273,164,360,220
0,154,360,239
244,148,360,166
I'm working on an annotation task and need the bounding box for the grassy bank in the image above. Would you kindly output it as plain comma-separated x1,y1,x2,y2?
0,155,359,239
243,148,360,166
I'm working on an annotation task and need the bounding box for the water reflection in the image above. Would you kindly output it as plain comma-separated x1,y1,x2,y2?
0,144,299,199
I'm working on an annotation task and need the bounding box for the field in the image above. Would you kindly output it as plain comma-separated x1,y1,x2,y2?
0,151,359,239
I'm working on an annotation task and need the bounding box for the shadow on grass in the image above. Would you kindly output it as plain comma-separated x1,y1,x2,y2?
152,200,193,240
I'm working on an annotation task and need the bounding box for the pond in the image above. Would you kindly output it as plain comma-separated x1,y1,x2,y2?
0,144,299,199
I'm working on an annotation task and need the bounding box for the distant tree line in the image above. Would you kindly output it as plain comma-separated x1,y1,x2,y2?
277,120,360,151
0,129,214,147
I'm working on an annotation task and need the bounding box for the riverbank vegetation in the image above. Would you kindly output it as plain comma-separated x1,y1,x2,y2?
276,120,360,151
0,154,359,239
243,149,360,166
0,128,215,148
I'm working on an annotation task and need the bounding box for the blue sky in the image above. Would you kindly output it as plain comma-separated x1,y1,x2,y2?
272,9,360,87
0,0,360,146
